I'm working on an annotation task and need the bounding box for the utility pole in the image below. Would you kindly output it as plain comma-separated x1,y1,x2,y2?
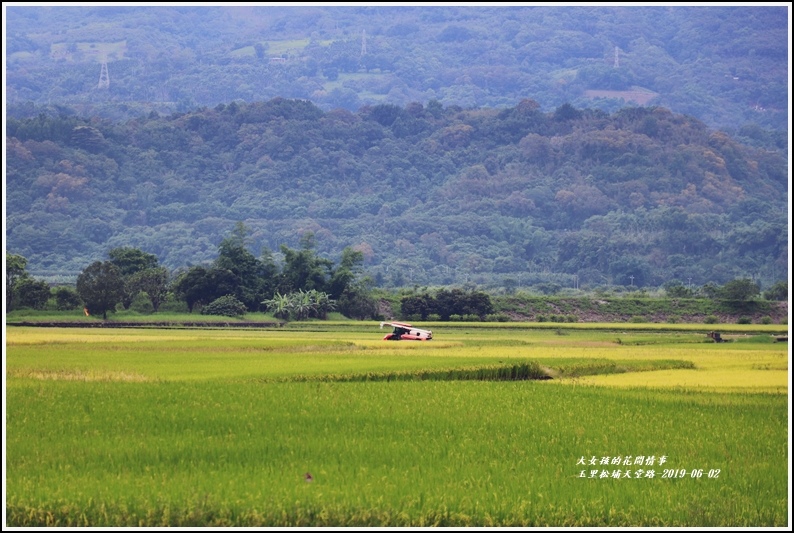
614,46,619,68
361,30,367,57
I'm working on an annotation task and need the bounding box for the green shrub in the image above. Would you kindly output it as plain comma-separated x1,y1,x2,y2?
159,298,189,313
427,314,441,322
703,315,719,324
15,278,51,310
736,316,752,325
129,292,154,314
763,281,787,301
53,286,82,311
449,314,463,322
760,316,773,325
201,295,247,317
629,316,645,323
565,315,578,323
536,315,547,322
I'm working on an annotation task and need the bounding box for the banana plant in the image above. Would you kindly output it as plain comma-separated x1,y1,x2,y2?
262,292,291,320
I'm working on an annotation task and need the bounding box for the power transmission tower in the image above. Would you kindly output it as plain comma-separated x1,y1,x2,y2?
97,57,110,89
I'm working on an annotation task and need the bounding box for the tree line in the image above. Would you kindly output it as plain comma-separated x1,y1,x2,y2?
7,226,786,323
6,223,379,321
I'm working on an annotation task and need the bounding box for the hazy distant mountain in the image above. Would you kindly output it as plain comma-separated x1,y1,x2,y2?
5,5,789,133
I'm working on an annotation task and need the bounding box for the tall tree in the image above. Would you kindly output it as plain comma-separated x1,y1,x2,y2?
215,222,267,310
719,278,760,301
108,247,159,276
15,278,51,310
76,261,125,319
279,232,333,294
172,266,211,313
327,247,365,300
127,267,169,312
6,253,29,311
172,266,238,312
763,281,787,301
54,286,83,310
109,247,161,309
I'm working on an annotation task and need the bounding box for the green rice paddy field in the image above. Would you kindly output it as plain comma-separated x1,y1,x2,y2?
4,323,790,526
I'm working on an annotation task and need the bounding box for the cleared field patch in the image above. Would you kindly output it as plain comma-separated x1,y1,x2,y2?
230,39,334,58
584,87,659,105
322,72,389,92
50,40,127,61
263,38,312,55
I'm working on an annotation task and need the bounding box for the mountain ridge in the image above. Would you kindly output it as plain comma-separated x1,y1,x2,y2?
6,98,788,290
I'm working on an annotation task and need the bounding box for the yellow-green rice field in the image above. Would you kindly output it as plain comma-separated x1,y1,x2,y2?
4,323,790,526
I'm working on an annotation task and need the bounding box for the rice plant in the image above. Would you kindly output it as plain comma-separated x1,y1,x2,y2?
5,324,788,526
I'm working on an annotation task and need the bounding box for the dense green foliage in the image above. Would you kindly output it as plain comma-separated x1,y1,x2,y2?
6,244,787,324
53,286,83,310
492,294,787,325
263,289,336,321
200,294,248,317
6,98,788,291
75,260,124,319
400,288,494,321
762,281,788,301
5,6,788,134
7,253,59,311
13,277,52,310
6,254,29,310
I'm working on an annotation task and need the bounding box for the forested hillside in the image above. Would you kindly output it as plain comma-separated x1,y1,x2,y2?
6,98,788,291
5,5,789,135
